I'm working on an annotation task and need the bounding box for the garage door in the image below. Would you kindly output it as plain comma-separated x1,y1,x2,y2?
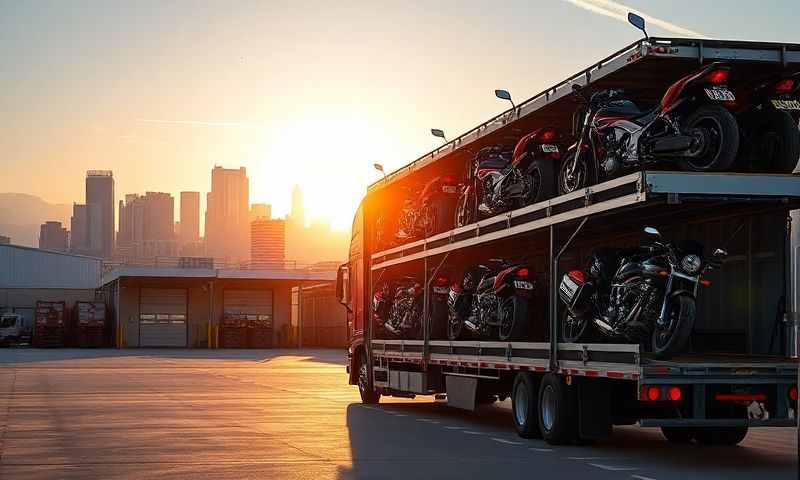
223,290,273,325
139,288,187,347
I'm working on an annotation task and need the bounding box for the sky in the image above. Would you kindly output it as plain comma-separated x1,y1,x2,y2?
1,0,798,232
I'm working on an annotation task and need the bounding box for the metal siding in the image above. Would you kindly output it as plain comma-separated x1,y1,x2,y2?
223,290,273,316
0,245,101,289
139,288,187,347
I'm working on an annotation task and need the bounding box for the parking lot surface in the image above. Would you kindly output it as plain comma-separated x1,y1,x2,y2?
0,348,796,479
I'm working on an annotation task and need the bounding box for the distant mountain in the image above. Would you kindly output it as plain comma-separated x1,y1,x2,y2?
0,193,72,247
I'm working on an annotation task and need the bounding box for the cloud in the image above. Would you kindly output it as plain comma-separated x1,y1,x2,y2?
135,119,264,129
562,0,708,38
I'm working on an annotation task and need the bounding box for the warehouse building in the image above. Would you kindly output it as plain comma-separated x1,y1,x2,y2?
0,244,103,330
102,267,335,348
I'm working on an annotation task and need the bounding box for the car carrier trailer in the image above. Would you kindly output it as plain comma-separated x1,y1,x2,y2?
337,35,800,446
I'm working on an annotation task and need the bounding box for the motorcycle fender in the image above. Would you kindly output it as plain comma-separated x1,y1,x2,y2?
668,289,695,301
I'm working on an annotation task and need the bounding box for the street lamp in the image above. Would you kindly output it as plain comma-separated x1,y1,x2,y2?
431,128,447,143
373,163,386,179
495,89,515,109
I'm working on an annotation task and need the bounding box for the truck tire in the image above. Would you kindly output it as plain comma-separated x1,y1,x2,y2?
512,372,541,438
693,426,748,446
680,104,739,172
357,353,380,404
661,427,695,443
538,373,578,444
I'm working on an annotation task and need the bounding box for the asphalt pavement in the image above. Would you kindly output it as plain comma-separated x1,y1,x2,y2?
0,348,796,479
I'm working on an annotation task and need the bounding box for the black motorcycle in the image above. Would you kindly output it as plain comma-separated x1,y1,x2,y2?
375,278,424,340
558,63,741,195
558,227,727,358
448,260,533,341
734,71,800,174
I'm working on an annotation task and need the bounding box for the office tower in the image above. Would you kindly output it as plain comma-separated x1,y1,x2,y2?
39,221,68,252
85,170,114,258
117,192,175,258
70,204,88,254
290,185,304,227
250,203,271,222
179,192,200,245
205,166,249,261
251,218,286,268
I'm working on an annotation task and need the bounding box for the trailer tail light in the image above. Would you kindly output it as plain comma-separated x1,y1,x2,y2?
714,393,767,402
775,79,795,94
706,68,729,85
538,128,557,142
699,278,712,286
789,386,798,402
568,270,585,284
442,175,457,185
667,386,683,401
641,386,662,401
517,268,529,278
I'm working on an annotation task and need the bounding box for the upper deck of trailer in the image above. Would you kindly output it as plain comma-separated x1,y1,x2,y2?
371,171,800,271
366,37,800,198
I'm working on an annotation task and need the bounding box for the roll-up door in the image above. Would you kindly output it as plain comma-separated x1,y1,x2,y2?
223,290,273,325
139,288,187,347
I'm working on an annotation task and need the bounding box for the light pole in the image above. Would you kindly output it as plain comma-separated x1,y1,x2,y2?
431,128,447,143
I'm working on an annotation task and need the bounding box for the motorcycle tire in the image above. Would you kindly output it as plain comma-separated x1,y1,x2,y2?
680,104,739,172
447,311,463,341
521,158,555,208
498,296,529,341
651,294,696,359
560,309,592,343
454,189,476,228
739,110,800,174
557,152,589,195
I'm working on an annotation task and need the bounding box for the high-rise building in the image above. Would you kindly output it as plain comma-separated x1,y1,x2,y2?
70,204,88,254
290,185,304,227
39,221,68,252
85,170,114,258
250,203,271,222
251,218,286,268
205,166,249,261
179,192,200,245
117,192,175,259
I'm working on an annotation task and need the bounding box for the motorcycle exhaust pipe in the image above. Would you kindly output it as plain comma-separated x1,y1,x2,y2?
649,135,694,155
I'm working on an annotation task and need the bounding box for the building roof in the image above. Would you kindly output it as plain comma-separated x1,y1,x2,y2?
0,244,103,289
102,266,335,285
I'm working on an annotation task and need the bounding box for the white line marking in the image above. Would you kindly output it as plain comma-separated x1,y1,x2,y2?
491,437,524,445
567,457,615,461
588,464,637,472
529,447,554,452
631,475,657,480
444,426,466,430
416,418,440,424
462,430,486,435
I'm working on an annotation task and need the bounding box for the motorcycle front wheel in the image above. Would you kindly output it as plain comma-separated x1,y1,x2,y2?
498,296,528,341
557,152,588,195
454,190,476,227
447,311,463,340
560,309,590,343
652,294,696,358
680,104,739,172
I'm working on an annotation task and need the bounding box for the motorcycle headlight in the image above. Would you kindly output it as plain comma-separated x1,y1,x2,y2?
681,254,702,274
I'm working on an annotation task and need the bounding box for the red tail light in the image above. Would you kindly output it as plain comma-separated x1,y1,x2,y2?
699,278,712,286
434,275,449,286
517,268,529,278
568,270,585,284
442,175,456,185
667,386,682,401
642,386,661,401
706,69,729,85
775,79,795,94
538,128,556,142
790,386,798,402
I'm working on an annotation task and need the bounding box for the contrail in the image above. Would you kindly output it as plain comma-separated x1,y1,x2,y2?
135,118,264,129
563,0,708,38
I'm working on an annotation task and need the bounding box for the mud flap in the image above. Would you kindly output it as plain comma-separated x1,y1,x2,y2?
445,375,478,411
578,378,612,440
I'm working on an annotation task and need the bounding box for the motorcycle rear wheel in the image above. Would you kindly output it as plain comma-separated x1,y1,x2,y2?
680,104,739,171
454,190,476,227
447,313,463,340
652,294,695,358
739,109,800,173
498,296,528,341
520,159,556,207
557,152,588,195
560,309,591,343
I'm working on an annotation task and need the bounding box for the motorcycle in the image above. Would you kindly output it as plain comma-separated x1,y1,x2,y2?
733,71,800,173
558,227,727,358
376,277,424,339
558,62,741,195
455,129,560,227
448,260,533,341
376,174,459,249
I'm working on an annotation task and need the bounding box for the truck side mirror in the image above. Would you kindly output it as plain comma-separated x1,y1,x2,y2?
336,264,352,312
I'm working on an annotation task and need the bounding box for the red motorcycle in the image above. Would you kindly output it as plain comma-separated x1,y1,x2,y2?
558,63,741,194
455,128,561,227
375,174,459,249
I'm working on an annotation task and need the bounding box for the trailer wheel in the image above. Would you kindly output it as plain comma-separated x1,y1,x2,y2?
512,372,541,438
693,426,748,446
357,352,380,404
538,373,577,444
661,427,695,444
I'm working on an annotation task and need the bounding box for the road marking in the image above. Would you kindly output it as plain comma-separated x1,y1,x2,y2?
567,457,614,461
462,430,486,435
444,426,466,430
490,437,524,445
529,447,554,452
631,475,657,480
588,463,637,472
416,418,440,424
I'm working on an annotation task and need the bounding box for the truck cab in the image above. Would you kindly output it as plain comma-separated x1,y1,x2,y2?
337,201,367,385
